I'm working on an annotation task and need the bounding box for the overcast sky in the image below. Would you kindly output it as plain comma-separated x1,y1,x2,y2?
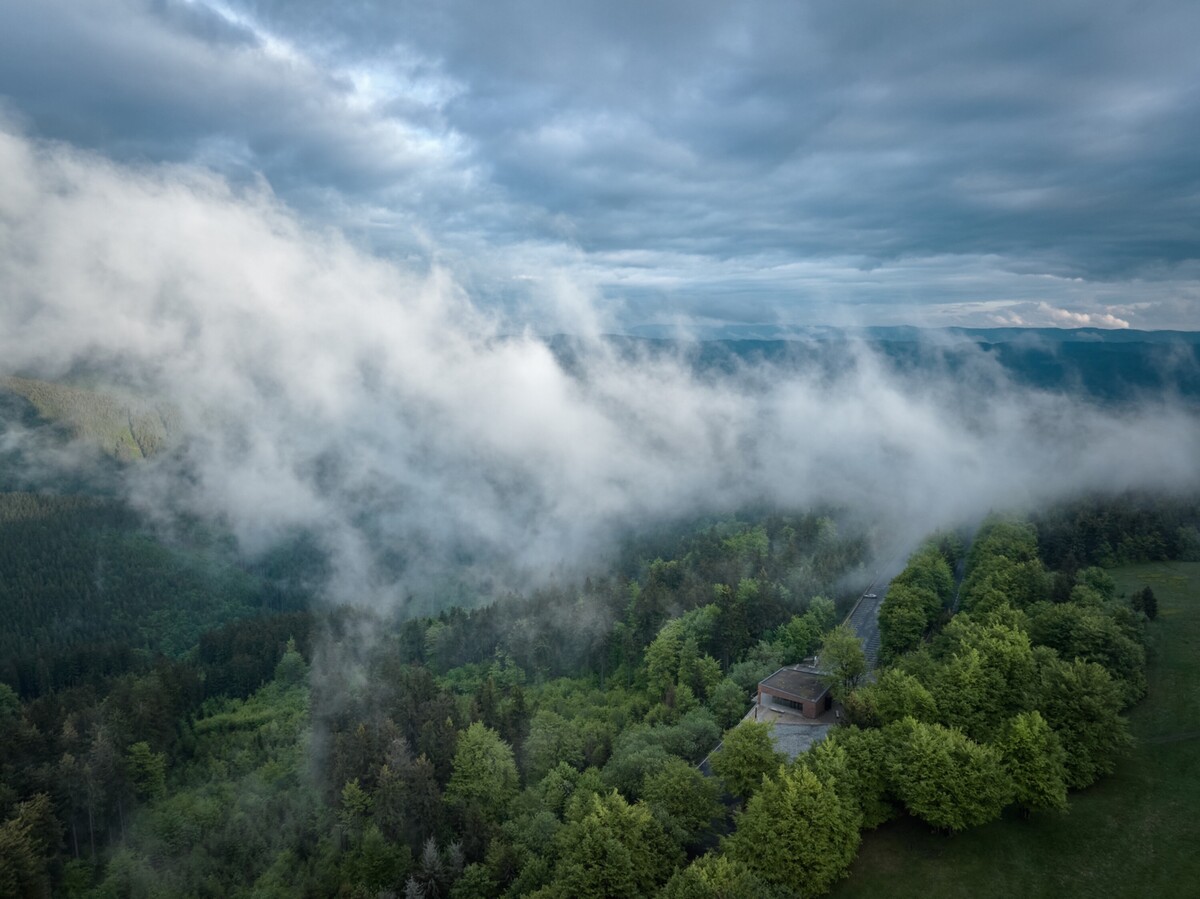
2,0,1199,331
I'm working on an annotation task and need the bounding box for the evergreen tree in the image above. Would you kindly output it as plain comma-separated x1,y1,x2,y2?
0,793,60,899
1137,586,1159,621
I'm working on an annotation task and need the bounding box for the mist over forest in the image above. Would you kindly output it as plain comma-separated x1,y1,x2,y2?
3,125,1199,615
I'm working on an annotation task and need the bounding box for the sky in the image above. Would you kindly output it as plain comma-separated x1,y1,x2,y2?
2,0,1199,332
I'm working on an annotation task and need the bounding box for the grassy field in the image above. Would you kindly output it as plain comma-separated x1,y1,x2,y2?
831,562,1200,899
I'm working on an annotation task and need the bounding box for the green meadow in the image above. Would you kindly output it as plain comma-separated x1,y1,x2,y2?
832,562,1200,899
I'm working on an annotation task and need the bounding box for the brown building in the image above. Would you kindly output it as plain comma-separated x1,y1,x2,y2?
757,665,832,719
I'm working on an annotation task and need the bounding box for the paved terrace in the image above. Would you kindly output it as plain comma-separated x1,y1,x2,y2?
700,561,908,769
749,691,841,760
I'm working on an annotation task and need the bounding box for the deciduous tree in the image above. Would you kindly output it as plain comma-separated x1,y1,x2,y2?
549,791,680,898
641,757,724,850
660,853,774,899
707,678,749,730
445,723,518,825
710,722,784,801
998,711,1068,814
725,765,860,898
818,625,866,700
1034,654,1131,789
885,717,1010,832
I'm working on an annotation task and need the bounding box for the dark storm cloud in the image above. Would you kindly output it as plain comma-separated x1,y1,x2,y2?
1,0,1199,325
0,0,476,235
226,0,1200,272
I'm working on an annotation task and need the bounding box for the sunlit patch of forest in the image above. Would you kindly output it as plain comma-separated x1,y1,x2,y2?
0,377,177,462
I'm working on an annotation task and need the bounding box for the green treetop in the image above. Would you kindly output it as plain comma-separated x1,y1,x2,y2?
444,722,519,823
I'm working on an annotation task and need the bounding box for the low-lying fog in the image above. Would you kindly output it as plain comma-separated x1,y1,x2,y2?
3,125,1198,610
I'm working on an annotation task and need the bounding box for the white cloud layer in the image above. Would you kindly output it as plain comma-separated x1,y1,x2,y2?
2,129,1198,609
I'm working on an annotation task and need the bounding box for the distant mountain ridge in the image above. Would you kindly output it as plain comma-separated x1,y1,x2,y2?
549,326,1200,404
624,324,1200,345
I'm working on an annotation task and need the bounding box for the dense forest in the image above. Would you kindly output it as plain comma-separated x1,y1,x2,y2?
1,483,1196,898
0,492,313,698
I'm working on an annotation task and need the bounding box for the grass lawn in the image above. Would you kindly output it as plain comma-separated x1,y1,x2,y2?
830,561,1200,899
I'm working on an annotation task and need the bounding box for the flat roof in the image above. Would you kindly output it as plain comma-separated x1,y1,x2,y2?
759,666,830,703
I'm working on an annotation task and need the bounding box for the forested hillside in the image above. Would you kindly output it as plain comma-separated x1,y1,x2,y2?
2,490,1197,897
0,493,311,699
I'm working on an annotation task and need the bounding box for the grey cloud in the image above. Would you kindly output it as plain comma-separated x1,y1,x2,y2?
151,0,262,49
432,0,1200,293
3,0,1199,327
0,0,474,235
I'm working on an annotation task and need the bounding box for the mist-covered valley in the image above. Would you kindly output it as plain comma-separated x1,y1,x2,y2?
3,124,1199,612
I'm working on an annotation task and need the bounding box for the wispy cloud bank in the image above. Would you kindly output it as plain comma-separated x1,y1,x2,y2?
1036,303,1131,329
1,129,1197,609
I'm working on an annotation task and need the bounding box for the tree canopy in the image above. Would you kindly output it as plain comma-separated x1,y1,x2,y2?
725,764,861,898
